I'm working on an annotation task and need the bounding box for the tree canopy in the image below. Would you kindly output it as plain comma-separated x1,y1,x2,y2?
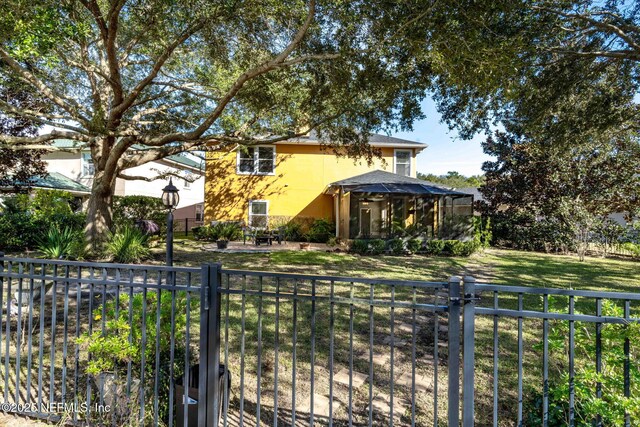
417,171,483,189
0,70,47,192
0,0,440,244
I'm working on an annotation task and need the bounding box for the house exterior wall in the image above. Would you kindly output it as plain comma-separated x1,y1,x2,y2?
204,143,418,225
44,153,204,209
43,152,89,186
119,162,204,209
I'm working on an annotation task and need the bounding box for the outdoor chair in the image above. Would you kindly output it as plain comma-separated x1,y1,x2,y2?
242,226,256,245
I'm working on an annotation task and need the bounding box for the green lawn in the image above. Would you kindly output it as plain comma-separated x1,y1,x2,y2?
155,241,639,425
159,240,640,292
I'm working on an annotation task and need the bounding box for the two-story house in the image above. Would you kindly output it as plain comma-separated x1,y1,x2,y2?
205,133,473,240
43,140,205,218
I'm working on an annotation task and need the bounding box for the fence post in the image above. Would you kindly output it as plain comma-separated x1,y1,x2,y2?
199,263,222,427
462,276,477,426
448,276,461,427
185,218,189,236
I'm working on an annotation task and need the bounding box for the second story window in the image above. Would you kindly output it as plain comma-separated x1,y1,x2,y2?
237,146,275,175
394,149,411,176
81,152,95,176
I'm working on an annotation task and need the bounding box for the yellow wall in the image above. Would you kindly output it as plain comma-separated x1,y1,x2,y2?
205,144,417,224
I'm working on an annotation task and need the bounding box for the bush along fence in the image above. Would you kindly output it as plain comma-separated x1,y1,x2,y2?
0,255,638,426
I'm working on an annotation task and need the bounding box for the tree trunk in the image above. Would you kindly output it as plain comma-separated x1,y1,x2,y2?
85,169,116,250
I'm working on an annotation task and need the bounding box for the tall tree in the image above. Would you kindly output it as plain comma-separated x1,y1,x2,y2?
0,71,47,191
0,0,437,246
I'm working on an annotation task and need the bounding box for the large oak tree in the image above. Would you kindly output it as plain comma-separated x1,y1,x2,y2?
0,0,440,247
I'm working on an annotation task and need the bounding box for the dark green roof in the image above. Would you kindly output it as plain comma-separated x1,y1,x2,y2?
19,173,91,194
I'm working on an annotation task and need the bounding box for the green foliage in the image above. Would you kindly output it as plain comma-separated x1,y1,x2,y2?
425,239,445,255
407,238,422,254
525,301,640,425
443,240,465,256
112,195,166,233
350,239,386,255
418,171,484,188
490,212,575,253
37,226,84,259
106,226,149,263
388,238,406,255
192,222,242,241
621,242,640,258
307,218,335,243
0,189,85,251
78,291,191,422
473,216,492,249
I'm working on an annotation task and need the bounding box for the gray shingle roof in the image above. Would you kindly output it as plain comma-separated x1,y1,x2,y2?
329,170,472,196
288,131,427,149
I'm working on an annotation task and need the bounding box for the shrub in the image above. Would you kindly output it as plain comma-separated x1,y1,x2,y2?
350,239,386,255
308,218,335,243
407,238,422,254
443,240,465,256
38,226,84,259
350,239,369,255
425,239,445,255
106,226,149,263
524,300,640,425
388,238,406,255
473,216,492,249
192,222,242,241
112,195,166,234
78,291,191,423
0,190,85,251
369,239,386,255
621,242,640,257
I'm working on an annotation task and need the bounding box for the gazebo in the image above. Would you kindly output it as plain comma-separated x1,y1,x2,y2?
326,170,474,240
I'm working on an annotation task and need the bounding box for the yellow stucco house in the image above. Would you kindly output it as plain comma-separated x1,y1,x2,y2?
205,133,473,239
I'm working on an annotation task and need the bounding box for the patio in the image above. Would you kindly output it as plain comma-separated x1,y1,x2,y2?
201,241,334,253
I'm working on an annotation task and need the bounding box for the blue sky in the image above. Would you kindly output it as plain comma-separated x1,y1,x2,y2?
391,98,494,176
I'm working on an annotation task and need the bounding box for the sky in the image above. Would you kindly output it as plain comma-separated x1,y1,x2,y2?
391,97,494,177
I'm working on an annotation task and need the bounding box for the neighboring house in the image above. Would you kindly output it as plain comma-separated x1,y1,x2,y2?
205,133,474,239
43,140,205,210
0,172,91,210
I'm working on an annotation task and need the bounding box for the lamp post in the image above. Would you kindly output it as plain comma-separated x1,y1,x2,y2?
162,178,180,266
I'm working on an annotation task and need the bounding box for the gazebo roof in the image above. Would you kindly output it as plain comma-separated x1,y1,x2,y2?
328,170,472,196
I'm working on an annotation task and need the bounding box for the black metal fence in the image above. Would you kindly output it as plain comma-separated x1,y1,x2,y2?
173,218,204,236
0,254,639,426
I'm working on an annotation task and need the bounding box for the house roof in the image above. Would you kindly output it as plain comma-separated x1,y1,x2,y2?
6,172,91,195
328,170,473,197
284,131,428,150
456,187,483,202
50,140,203,174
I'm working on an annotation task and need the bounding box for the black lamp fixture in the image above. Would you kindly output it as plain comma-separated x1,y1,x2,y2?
162,178,180,267
162,178,180,211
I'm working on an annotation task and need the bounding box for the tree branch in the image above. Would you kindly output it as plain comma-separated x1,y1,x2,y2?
0,131,89,149
112,17,208,117
117,169,200,182
0,47,91,125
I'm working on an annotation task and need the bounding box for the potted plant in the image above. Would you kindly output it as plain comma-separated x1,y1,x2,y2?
299,233,311,250
215,222,242,249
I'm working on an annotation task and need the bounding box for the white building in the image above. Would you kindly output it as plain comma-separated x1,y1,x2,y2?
43,140,204,210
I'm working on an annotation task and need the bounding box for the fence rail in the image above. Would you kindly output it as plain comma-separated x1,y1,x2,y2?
0,254,638,426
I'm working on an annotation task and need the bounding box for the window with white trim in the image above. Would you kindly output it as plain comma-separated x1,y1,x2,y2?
237,146,275,175
81,152,95,176
394,150,411,176
248,200,269,228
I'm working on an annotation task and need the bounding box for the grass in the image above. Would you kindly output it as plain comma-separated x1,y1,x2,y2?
153,242,640,425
